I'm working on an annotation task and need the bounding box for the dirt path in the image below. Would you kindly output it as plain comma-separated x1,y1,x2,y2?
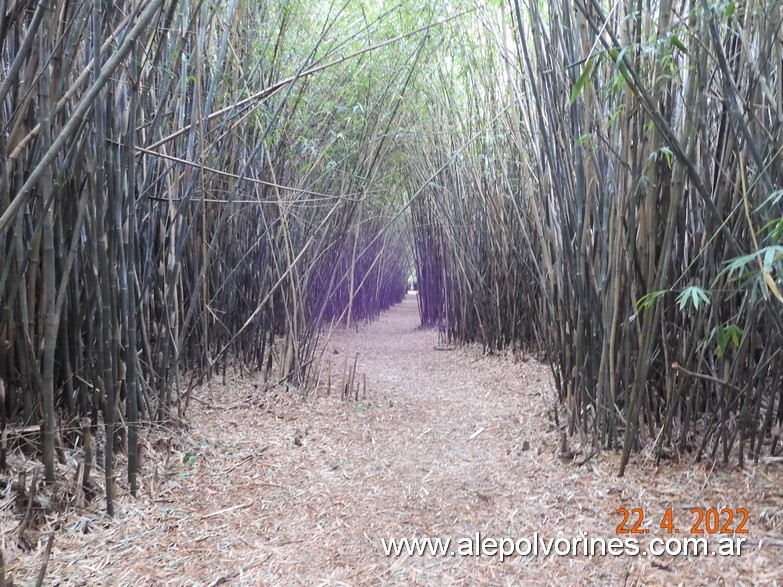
6,294,783,585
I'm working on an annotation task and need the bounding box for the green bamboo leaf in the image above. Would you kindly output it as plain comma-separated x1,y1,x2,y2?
670,36,688,55
661,146,673,167
725,1,736,18
716,252,758,282
715,323,743,358
716,328,729,358
677,285,710,311
760,217,783,242
570,56,596,105
649,146,673,168
762,247,780,273
636,289,666,311
611,47,628,70
575,133,591,148
756,189,783,211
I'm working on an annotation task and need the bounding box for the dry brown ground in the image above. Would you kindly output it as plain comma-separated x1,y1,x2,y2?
3,294,783,586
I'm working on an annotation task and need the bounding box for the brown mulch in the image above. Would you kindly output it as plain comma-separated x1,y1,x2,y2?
2,294,782,585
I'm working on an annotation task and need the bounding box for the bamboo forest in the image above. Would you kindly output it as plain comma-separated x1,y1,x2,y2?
1,0,782,584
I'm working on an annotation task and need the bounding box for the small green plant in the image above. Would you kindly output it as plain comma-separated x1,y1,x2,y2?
676,285,710,311
714,246,783,303
715,323,743,358
182,452,199,466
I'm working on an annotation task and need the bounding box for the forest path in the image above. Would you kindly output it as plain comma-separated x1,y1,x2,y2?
11,294,783,585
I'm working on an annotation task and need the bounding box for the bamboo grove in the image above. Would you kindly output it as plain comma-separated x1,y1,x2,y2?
410,0,783,473
3,0,783,512
0,0,423,511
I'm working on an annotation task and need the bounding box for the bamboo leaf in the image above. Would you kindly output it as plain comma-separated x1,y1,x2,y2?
756,189,783,211
636,289,666,311
570,55,596,105
762,247,780,273
759,217,783,241
715,323,743,358
725,1,736,18
716,251,760,282
762,271,783,302
575,133,591,148
677,285,710,311
670,36,688,55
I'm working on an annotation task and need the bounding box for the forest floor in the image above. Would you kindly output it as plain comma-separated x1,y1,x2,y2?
4,293,783,586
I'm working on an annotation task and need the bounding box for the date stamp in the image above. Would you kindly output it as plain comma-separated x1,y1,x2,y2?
616,507,749,535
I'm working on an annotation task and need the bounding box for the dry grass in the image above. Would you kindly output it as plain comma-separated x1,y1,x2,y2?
2,294,782,585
